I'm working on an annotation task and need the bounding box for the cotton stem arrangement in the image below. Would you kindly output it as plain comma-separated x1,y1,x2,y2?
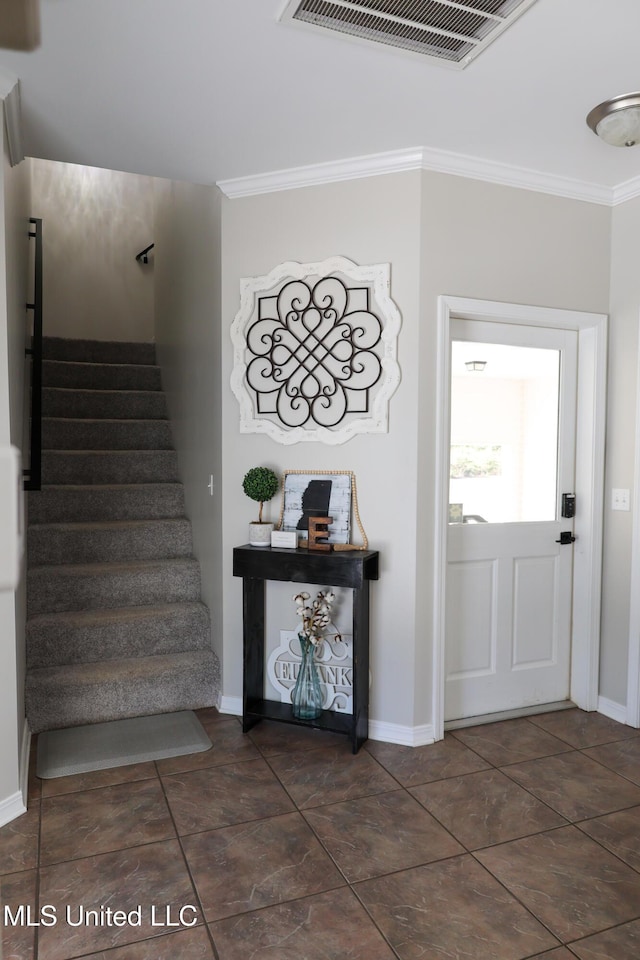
293,590,339,643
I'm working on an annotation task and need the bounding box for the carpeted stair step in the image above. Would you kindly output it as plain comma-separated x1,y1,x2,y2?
42,337,156,365
27,335,221,735
27,557,201,616
28,518,194,566
43,360,162,391
29,484,185,523
41,450,180,485
26,650,219,733
27,601,211,668
42,417,173,451
42,388,168,420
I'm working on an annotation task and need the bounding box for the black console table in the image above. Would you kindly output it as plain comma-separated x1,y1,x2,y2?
233,545,379,753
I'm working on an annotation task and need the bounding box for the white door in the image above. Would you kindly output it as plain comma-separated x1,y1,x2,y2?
445,319,578,721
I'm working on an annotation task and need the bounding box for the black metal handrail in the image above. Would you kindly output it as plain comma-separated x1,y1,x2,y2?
24,216,43,491
135,242,154,264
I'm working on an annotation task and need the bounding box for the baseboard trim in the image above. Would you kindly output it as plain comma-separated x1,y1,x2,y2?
0,719,30,827
20,717,31,806
220,694,636,738
218,695,242,716
368,720,435,747
218,696,434,746
597,695,629,725
0,790,27,828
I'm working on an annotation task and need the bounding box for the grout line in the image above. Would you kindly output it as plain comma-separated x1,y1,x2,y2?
19,712,640,957
33,743,43,960
154,759,222,960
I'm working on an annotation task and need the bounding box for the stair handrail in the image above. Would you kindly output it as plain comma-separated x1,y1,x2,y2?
135,242,154,264
24,216,43,491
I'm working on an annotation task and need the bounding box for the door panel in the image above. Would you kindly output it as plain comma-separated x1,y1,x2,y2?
445,320,577,721
445,558,496,679
512,555,558,668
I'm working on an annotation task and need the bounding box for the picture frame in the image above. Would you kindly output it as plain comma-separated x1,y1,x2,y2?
277,470,368,550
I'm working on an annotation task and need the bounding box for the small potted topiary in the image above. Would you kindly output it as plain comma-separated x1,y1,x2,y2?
243,466,279,546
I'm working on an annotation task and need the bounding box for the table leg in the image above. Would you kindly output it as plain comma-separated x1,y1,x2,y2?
242,577,265,733
352,583,370,753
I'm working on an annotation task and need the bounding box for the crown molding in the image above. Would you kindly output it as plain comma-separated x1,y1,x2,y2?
612,174,640,206
218,145,614,205
217,147,424,198
419,146,612,205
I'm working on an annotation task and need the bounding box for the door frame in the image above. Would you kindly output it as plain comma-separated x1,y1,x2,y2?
433,296,608,741
626,323,640,728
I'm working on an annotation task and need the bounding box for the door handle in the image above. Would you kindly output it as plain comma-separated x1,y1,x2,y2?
555,532,576,545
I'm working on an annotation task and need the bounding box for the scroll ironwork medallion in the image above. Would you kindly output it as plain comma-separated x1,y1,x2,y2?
230,257,401,444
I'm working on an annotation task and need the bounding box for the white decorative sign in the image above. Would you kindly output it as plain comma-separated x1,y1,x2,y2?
230,256,401,445
267,631,353,713
270,530,298,548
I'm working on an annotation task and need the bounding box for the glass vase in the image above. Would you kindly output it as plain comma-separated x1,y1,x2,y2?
292,634,324,720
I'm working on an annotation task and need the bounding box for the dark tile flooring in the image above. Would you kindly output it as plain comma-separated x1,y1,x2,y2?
2,707,640,959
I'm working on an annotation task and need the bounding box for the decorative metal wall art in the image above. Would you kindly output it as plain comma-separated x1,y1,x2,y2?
230,257,401,444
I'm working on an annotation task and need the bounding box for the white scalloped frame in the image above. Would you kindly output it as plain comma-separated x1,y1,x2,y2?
230,256,402,445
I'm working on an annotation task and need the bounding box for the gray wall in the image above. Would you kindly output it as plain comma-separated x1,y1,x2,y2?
220,172,423,727
153,179,223,662
415,172,612,724
3,157,630,775
0,133,31,820
605,197,640,704
216,170,613,732
30,159,156,342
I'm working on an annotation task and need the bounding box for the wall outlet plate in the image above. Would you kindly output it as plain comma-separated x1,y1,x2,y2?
271,530,297,549
612,488,630,511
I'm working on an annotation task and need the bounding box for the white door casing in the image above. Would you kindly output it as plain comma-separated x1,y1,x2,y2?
626,324,640,728
445,320,577,721
433,296,608,741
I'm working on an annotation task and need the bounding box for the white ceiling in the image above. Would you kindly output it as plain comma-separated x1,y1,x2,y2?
1,0,640,194
451,341,558,381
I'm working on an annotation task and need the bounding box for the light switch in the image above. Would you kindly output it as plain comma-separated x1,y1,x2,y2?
612,488,630,511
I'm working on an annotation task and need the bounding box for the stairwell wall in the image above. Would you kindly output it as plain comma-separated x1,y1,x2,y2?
0,129,31,822
152,179,223,666
30,159,156,342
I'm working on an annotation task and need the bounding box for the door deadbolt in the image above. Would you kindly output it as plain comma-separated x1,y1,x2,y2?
555,531,576,545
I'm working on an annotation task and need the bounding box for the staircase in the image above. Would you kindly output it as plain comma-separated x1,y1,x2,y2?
25,337,220,734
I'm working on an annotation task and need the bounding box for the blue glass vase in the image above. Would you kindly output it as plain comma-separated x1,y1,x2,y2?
292,635,323,720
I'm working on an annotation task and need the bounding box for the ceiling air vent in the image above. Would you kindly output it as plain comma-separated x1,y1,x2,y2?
278,0,538,69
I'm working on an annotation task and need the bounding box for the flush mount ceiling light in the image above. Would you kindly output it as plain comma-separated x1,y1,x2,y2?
465,360,487,372
586,93,640,147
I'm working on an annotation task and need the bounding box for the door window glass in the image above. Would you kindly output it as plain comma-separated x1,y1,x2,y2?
449,341,560,524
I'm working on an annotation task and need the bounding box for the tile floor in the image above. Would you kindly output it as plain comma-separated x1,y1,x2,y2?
2,707,640,959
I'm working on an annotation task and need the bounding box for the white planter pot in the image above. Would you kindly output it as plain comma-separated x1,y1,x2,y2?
249,522,273,546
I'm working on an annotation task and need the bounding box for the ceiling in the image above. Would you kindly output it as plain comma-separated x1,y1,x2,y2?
1,0,639,196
